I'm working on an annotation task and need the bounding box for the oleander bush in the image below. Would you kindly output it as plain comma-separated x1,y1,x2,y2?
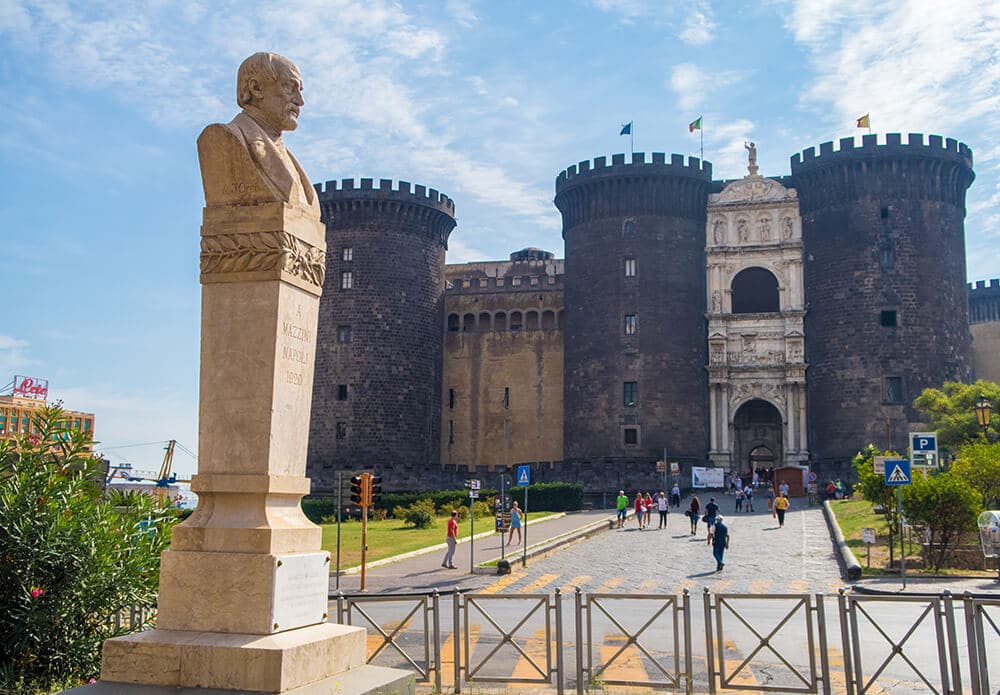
0,406,177,693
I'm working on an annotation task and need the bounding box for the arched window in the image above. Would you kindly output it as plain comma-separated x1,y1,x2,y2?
526,311,539,330
478,312,492,331
447,314,460,332
541,310,556,329
462,313,476,331
731,267,780,314
510,311,523,331
494,312,507,330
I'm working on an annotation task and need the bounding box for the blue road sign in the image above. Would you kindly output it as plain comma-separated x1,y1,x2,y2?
884,459,911,486
516,464,531,486
911,432,937,452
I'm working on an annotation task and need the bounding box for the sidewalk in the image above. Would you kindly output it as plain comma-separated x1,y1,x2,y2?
329,509,616,595
852,573,1000,596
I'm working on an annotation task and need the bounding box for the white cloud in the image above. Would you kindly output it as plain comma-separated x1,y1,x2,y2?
0,335,38,375
670,63,744,111
679,5,715,45
445,0,478,28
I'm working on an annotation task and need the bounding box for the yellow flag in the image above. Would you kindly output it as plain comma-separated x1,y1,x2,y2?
856,113,870,129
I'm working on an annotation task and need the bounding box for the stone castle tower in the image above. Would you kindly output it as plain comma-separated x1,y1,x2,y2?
554,153,713,468
791,134,975,464
307,179,456,491
305,132,982,493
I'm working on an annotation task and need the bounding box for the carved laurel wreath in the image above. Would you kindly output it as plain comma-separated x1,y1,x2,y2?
201,232,326,287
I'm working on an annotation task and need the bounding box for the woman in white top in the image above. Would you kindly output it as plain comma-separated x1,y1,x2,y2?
657,491,669,529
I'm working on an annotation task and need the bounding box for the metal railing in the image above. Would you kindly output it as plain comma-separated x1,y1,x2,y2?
329,588,995,693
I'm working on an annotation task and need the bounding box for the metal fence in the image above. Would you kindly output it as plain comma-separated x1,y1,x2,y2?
332,588,998,694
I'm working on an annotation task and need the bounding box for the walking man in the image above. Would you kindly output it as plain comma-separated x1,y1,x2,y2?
442,510,459,569
704,496,720,537
616,490,628,528
670,483,681,509
711,515,730,572
744,484,754,512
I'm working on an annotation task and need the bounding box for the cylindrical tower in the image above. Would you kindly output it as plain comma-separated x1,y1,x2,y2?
554,152,713,472
308,178,456,491
790,133,975,472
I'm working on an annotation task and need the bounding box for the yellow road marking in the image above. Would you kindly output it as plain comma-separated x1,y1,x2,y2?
480,570,526,595
597,631,652,686
509,626,550,681
594,576,625,594
750,579,770,594
439,624,479,686
636,578,660,593
789,579,810,593
519,573,559,594
721,638,762,689
560,574,592,594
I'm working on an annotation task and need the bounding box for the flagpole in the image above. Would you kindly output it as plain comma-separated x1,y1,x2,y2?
700,119,704,162
630,123,634,158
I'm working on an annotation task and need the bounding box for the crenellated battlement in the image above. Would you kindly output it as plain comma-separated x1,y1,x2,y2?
555,151,713,193
790,133,973,174
969,278,1000,324
314,177,455,217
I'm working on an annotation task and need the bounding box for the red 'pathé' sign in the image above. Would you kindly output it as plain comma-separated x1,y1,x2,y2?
13,376,49,400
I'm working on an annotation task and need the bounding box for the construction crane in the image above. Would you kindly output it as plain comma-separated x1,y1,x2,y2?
104,440,192,487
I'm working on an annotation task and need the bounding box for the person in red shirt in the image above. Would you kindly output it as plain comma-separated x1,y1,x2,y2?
442,510,459,569
634,492,645,530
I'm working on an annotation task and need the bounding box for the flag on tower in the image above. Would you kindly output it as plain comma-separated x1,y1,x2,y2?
856,113,870,129
689,116,702,132
620,122,632,136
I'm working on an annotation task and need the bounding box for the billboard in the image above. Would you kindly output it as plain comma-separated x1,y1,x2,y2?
12,375,49,400
692,466,726,489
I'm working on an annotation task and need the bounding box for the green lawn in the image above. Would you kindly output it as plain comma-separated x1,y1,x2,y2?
321,512,557,569
827,498,890,549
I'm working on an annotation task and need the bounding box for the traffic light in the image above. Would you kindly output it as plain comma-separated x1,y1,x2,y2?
350,475,364,504
370,475,382,505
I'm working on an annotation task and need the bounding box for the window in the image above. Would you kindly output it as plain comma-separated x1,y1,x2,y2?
448,388,455,409
885,377,903,404
624,314,637,335
879,242,894,269
624,258,636,277
880,310,898,327
448,420,454,444
624,427,638,445
623,381,637,407
335,422,347,439
731,267,780,313
337,384,348,401
342,247,353,261
510,311,523,331
623,219,636,236
336,325,352,343
503,387,510,410
880,207,889,220
340,271,353,290
447,314,460,332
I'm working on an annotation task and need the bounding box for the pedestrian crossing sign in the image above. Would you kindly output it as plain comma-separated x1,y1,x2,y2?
516,464,531,486
883,459,911,486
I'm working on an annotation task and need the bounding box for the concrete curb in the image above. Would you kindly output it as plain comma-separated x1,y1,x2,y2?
334,513,568,576
822,500,862,581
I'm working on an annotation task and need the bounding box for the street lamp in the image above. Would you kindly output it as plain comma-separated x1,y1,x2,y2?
974,395,993,439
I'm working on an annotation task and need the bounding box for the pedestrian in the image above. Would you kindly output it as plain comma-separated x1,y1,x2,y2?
442,510,459,569
615,489,628,528
671,483,681,509
710,514,730,572
687,496,701,535
778,480,789,498
704,497,719,538
752,470,760,488
734,487,744,513
744,484,754,512
508,500,522,545
775,492,790,527
634,492,645,529
644,492,654,527
657,491,669,529
766,484,775,511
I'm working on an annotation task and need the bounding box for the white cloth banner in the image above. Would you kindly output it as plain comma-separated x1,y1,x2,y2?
692,466,725,489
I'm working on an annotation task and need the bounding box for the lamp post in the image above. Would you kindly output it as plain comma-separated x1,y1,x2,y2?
974,395,993,440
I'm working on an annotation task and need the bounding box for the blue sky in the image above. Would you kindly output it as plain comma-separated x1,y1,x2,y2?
1,0,998,478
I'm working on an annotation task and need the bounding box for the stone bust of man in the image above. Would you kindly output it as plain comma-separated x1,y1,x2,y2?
197,52,318,214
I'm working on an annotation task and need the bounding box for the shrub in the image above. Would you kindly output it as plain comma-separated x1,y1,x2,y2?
0,406,177,691
508,482,584,511
403,509,433,529
371,507,388,521
410,498,437,518
902,472,982,572
301,496,337,524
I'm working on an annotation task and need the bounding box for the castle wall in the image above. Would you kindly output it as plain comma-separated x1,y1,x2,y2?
307,179,455,492
790,134,975,475
970,278,1000,383
442,256,564,469
555,153,712,468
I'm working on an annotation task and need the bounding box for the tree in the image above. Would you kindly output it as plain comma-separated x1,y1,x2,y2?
0,406,177,692
912,380,1000,450
901,472,981,572
852,444,904,567
950,441,1000,509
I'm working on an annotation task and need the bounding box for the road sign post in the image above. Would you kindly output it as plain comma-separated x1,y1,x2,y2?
862,527,876,568
909,431,938,469
884,459,911,587
517,465,530,567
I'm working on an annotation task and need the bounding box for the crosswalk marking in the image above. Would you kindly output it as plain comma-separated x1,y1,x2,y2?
440,624,479,686
560,574,592,594
636,578,660,593
789,579,810,593
594,576,625,593
598,630,652,685
481,570,526,595
509,626,550,681
721,638,763,689
749,579,770,594
520,573,560,594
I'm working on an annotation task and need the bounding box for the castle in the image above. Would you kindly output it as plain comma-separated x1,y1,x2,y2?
305,133,995,495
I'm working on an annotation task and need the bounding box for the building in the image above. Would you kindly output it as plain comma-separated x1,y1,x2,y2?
969,279,1000,384
0,376,95,448
306,132,985,494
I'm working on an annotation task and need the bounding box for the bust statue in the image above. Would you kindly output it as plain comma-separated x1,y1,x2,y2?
197,52,319,214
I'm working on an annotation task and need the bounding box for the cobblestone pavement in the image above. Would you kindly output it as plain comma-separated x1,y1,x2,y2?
476,499,847,596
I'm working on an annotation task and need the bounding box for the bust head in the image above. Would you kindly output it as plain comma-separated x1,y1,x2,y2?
236,52,304,134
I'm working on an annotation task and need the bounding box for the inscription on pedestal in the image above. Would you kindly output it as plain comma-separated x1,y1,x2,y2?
269,552,330,633
280,304,311,390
